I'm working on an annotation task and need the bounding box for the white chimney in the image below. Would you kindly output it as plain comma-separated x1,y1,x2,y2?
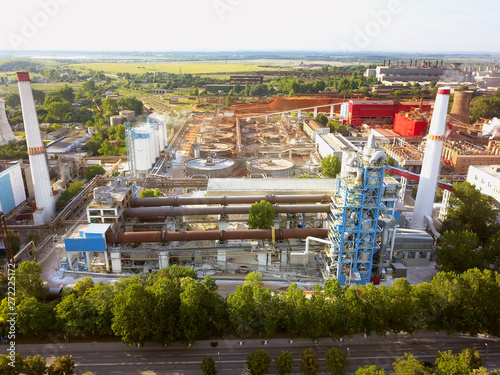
0,100,16,146
17,72,55,224
411,88,450,229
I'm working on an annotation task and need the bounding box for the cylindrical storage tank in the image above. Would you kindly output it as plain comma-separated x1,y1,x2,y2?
119,110,135,122
148,123,160,161
110,115,126,125
133,128,154,174
247,158,295,177
158,122,166,151
184,157,235,178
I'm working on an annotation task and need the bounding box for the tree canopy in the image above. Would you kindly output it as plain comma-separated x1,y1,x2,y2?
442,181,498,242
247,200,275,229
321,154,341,178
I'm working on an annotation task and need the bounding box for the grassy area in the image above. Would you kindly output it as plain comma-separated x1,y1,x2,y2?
64,62,275,75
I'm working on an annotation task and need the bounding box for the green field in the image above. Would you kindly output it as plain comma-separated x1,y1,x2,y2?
64,61,276,75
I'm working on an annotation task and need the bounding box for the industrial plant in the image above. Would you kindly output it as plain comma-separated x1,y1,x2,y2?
1,67,498,288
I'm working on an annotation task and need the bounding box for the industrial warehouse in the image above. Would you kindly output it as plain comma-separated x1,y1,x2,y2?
1,70,498,288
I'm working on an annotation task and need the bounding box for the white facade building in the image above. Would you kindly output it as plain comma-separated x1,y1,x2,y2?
0,163,27,214
467,164,500,206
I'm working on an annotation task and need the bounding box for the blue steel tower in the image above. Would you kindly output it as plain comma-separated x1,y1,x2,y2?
327,135,386,285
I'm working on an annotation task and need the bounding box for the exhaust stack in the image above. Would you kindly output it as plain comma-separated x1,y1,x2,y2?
411,88,451,229
17,72,55,224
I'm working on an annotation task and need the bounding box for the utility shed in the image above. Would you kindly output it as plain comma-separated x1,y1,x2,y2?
392,228,434,266
206,178,337,196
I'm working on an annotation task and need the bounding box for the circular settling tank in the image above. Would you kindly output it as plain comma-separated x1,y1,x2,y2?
185,157,235,178
192,143,234,158
247,158,295,177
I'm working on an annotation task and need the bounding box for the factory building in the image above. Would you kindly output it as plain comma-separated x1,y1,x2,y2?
467,165,500,207
393,112,428,139
345,100,431,127
46,135,90,155
303,119,330,141
316,133,359,169
230,75,264,85
440,140,500,174
366,60,465,84
0,163,27,214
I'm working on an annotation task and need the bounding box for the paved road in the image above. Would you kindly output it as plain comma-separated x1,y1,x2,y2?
17,333,500,374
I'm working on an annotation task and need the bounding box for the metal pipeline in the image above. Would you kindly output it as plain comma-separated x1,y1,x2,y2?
130,194,331,207
105,228,329,244
123,204,330,219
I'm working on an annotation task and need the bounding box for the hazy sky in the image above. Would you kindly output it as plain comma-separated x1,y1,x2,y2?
0,0,498,53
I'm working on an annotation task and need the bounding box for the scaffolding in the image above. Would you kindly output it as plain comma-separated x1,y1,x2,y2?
327,163,385,285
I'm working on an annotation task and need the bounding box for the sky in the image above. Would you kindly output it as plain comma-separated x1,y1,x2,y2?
0,0,499,53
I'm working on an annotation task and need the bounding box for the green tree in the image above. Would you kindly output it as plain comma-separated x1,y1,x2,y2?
16,297,54,337
111,282,156,345
117,96,143,115
321,154,341,178
7,230,20,255
85,164,106,180
148,277,181,345
56,181,85,211
200,357,217,375
355,365,386,374
246,349,271,375
325,347,348,375
275,350,294,375
485,230,500,271
225,94,232,107
247,200,275,229
300,348,320,375
47,355,75,375
436,231,484,273
5,93,21,108
314,114,328,126
23,355,47,375
139,190,155,198
442,181,498,242
0,353,23,374
469,96,500,123
16,261,48,301
434,348,483,375
392,353,432,375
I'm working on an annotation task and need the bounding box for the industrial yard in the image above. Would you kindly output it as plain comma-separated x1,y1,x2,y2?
1,58,500,291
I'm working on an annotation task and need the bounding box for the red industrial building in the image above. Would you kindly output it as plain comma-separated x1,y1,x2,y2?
347,100,431,127
393,113,427,139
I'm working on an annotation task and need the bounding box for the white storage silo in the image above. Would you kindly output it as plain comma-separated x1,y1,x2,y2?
133,128,154,176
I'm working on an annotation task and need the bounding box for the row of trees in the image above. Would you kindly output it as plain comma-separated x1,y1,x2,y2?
0,354,82,375
3,263,500,345
201,347,492,375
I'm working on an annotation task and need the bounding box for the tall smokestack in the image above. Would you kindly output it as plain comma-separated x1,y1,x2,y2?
17,72,55,224
0,100,16,146
411,88,450,229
